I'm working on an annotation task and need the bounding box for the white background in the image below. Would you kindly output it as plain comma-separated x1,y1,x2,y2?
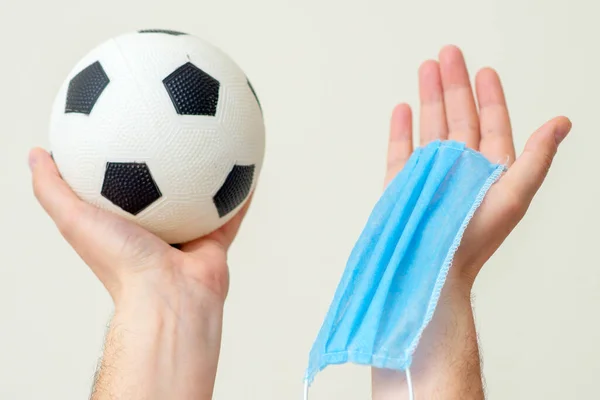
0,0,597,399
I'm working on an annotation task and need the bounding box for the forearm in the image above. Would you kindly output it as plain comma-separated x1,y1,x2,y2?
372,275,484,400
91,284,224,400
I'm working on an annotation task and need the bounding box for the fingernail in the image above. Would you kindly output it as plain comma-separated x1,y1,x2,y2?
28,152,38,171
555,120,572,145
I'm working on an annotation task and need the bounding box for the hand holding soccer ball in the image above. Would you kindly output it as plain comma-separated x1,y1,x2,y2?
29,40,260,397
30,30,264,306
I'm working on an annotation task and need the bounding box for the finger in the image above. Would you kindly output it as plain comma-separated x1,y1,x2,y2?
215,194,253,246
384,103,413,187
499,116,572,208
183,193,254,254
476,68,516,165
29,148,85,235
419,60,448,145
439,45,480,149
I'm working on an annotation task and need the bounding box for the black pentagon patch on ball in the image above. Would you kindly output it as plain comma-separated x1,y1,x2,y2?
101,162,162,215
247,79,262,111
65,61,110,115
138,29,187,36
163,62,220,116
213,165,255,217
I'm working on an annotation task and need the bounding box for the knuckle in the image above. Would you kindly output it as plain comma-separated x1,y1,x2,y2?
448,116,479,137
203,264,230,301
56,204,83,238
520,148,555,189
524,139,557,178
501,189,528,219
386,156,406,171
538,151,554,177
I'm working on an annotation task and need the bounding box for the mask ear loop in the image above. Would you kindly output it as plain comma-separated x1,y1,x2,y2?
303,369,415,400
406,368,415,400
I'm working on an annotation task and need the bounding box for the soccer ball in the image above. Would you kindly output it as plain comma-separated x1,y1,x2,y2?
49,29,265,244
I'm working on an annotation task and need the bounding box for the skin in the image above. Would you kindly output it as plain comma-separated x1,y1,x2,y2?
29,45,571,400
30,148,248,399
372,46,571,399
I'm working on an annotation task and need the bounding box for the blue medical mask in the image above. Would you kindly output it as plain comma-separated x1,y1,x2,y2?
304,140,505,398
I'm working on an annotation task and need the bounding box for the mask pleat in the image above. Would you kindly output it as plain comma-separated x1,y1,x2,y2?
324,147,434,352
366,146,464,364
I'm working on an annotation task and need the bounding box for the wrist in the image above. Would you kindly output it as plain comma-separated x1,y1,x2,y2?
115,268,225,313
93,274,225,400
372,268,483,399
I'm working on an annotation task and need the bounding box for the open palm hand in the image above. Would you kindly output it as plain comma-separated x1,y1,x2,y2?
373,45,571,400
384,45,571,285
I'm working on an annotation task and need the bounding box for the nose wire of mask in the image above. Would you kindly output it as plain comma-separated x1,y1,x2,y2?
302,140,506,399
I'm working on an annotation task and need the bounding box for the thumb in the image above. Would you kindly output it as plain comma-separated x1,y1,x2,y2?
499,116,572,210
29,148,85,238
